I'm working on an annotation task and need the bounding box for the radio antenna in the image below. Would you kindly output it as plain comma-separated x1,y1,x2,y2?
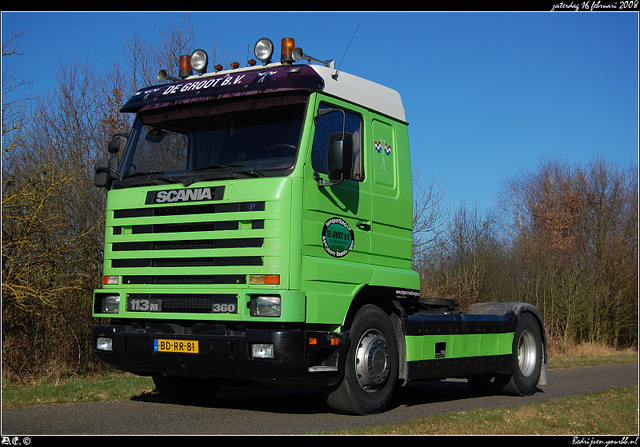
332,23,360,80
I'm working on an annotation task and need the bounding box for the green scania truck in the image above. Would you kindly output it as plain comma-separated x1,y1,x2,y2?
92,37,547,415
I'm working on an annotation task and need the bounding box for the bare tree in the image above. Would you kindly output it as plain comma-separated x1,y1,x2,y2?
411,165,448,264
2,30,33,158
495,157,638,347
1,16,211,381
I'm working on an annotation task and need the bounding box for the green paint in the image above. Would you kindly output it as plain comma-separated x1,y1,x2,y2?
405,333,515,362
94,90,418,326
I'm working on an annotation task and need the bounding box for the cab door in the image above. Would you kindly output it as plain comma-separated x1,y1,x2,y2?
369,116,413,269
300,96,372,324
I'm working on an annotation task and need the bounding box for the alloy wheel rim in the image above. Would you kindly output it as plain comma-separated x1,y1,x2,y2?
354,329,391,392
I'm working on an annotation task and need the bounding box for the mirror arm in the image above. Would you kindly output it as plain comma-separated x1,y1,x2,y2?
314,171,343,188
315,108,346,137
314,108,349,188
95,165,122,180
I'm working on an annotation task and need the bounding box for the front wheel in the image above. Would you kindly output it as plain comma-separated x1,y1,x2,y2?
323,305,399,415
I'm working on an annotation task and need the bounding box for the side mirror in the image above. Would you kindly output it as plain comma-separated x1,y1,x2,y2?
94,157,120,189
327,132,353,183
95,133,127,188
107,136,122,154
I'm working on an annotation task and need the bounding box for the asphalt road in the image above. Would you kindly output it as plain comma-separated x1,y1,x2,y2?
2,364,637,435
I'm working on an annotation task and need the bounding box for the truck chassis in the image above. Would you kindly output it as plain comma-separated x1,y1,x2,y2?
94,297,547,415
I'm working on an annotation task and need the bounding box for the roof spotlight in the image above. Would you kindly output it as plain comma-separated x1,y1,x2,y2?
190,49,209,74
254,38,274,64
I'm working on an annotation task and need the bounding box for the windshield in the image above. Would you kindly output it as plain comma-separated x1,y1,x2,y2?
116,93,307,186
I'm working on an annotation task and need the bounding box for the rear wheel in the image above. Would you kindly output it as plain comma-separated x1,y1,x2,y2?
324,304,399,415
468,312,542,397
152,374,224,405
501,312,543,396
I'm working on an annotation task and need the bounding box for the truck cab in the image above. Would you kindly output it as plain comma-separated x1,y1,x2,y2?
92,37,547,415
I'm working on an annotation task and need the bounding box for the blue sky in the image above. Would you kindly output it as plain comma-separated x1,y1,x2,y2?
2,11,638,210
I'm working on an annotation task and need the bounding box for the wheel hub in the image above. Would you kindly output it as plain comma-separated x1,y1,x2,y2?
517,328,538,377
355,329,391,392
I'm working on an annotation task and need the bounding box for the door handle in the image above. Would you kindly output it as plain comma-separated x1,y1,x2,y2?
356,222,371,231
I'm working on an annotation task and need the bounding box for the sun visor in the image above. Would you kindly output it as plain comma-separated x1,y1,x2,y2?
120,64,325,113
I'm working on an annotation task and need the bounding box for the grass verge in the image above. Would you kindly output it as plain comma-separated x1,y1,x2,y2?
1,372,156,409
326,386,638,435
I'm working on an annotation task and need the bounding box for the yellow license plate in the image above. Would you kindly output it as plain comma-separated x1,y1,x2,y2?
154,339,199,354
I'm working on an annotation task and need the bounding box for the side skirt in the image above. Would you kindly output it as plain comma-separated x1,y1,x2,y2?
402,311,516,382
407,354,512,382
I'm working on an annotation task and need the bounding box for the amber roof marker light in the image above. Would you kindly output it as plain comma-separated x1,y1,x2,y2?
281,37,295,64
178,55,192,79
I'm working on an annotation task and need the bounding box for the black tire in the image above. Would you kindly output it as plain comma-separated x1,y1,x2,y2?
468,312,542,397
152,374,224,405
324,304,399,415
501,312,543,396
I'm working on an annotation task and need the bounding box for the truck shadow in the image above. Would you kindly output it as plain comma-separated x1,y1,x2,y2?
131,379,540,415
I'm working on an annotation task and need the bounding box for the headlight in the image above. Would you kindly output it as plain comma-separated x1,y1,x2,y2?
102,295,120,314
254,38,274,64
250,295,281,317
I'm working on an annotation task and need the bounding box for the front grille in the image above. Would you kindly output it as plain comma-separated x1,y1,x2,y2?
127,294,238,314
114,219,264,235
102,194,277,316
112,238,263,251
112,256,262,268
122,275,245,285
113,201,265,218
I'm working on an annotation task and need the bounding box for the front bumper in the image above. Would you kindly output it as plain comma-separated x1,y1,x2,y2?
92,321,343,385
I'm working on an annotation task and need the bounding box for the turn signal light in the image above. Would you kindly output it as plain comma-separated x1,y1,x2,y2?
249,274,280,285
103,276,118,285
308,336,339,346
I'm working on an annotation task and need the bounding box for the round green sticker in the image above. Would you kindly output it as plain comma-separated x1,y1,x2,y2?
322,218,355,258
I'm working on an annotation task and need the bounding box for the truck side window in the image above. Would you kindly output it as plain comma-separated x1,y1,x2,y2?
312,104,364,181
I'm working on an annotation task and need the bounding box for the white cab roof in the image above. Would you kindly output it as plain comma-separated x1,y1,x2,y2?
310,65,406,123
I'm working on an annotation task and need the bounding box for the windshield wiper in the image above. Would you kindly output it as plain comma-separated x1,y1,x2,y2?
118,171,185,187
191,163,262,178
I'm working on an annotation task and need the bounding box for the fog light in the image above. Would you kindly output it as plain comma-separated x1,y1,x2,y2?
251,343,274,359
250,296,281,317
96,337,113,352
